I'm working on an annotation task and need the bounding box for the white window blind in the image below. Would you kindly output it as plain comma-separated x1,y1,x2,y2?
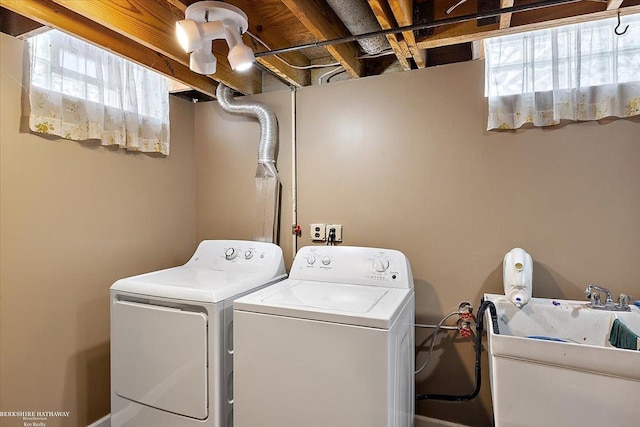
484,14,640,130
28,30,170,154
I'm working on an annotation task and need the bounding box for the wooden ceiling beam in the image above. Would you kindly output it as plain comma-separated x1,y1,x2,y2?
168,0,310,87
388,0,427,68
367,0,412,70
280,0,364,78
165,0,193,11
227,0,311,87
417,0,496,51
0,7,44,36
500,0,515,29
48,0,261,95
250,51,311,88
472,40,485,59
0,0,218,98
417,4,640,49
607,0,625,10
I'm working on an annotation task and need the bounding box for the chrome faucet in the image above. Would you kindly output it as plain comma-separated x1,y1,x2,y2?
585,284,632,311
585,284,613,305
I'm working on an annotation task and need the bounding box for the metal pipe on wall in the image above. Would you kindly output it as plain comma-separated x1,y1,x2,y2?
291,86,297,260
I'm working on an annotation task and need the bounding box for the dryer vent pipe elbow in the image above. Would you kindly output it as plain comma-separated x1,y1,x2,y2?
216,84,279,178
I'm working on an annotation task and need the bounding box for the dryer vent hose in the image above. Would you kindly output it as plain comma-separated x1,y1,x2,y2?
216,84,278,179
216,84,280,243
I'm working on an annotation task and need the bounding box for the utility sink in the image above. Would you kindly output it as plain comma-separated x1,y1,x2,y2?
484,293,640,427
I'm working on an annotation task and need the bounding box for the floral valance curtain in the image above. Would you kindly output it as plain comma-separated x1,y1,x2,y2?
485,14,640,130
28,30,170,154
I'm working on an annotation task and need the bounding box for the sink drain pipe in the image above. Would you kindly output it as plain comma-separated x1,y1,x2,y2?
416,299,499,402
216,83,280,243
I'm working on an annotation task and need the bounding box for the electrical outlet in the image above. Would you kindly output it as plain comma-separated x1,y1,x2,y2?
310,224,326,241
326,224,342,242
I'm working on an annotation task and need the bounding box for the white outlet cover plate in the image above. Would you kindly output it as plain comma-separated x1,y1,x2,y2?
310,224,326,241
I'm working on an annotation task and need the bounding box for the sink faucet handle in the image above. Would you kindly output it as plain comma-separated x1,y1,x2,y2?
585,285,593,299
618,294,632,308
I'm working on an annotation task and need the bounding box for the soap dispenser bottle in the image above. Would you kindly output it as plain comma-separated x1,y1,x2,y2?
503,248,533,308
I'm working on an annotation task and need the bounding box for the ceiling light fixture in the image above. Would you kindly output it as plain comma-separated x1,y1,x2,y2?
176,1,256,75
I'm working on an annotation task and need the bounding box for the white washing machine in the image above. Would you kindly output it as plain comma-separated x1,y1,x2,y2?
233,245,415,427
110,240,286,427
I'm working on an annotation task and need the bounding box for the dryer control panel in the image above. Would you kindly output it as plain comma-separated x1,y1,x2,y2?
290,246,413,289
186,240,286,275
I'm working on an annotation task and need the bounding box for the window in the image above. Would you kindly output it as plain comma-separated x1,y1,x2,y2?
484,14,640,130
28,30,170,154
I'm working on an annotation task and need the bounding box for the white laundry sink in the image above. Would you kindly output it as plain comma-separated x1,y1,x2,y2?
484,293,640,427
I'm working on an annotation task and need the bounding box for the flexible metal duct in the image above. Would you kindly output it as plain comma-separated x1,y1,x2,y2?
325,0,389,54
216,83,280,243
216,84,278,178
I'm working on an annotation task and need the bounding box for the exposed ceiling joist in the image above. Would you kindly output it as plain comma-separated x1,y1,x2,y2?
367,0,412,70
388,0,427,68
0,6,43,36
49,0,261,95
472,39,485,59
166,0,193,11
0,0,218,98
417,3,640,49
500,0,515,28
250,45,310,88
607,0,625,9
3,0,637,91
280,0,364,78
418,0,495,51
226,0,311,87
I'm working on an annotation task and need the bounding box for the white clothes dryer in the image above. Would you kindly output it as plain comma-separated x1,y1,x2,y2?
233,245,415,427
110,240,286,427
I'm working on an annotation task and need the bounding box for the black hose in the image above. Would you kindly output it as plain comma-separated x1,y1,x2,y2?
416,299,499,402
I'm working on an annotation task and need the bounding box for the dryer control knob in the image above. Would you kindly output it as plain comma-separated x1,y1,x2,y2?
306,255,316,265
373,257,389,272
244,250,253,260
321,256,331,265
225,248,237,260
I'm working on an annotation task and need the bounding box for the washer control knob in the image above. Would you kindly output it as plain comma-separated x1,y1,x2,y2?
321,256,331,266
244,250,253,260
306,255,316,265
373,257,389,272
225,248,237,260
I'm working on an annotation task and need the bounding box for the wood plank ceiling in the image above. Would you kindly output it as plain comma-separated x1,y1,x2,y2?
1,0,639,97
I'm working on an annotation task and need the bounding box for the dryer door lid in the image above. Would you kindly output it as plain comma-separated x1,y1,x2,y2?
112,301,208,419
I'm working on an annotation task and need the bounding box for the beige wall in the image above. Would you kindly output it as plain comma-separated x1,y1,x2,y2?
197,60,640,425
0,33,196,427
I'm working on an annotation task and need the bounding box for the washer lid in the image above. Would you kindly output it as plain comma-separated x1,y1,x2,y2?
111,266,286,303
234,279,413,329
263,281,388,313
